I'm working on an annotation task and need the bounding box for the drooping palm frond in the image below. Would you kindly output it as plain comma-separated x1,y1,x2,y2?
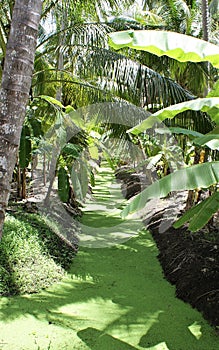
36,22,113,63
76,47,195,109
75,101,151,127
68,101,152,157
35,50,197,115
35,17,197,113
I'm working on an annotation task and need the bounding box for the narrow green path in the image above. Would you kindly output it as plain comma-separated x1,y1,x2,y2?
78,163,142,248
0,164,219,350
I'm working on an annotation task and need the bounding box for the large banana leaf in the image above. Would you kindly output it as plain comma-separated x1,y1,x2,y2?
129,98,219,135
173,192,219,232
169,127,203,139
121,161,219,218
108,30,219,68
163,126,219,150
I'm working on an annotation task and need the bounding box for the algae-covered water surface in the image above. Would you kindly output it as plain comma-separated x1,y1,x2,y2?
0,165,218,349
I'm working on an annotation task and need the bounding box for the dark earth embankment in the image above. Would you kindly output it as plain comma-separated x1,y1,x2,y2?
116,166,219,328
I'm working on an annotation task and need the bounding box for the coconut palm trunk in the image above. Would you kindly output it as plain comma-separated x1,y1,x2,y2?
202,0,210,41
0,0,42,238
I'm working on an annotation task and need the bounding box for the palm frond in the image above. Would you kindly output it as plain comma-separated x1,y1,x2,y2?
37,22,112,58
80,101,151,127
77,47,195,109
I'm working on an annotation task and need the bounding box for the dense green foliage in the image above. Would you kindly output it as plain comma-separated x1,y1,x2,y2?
109,29,219,230
0,212,76,295
0,158,219,349
0,2,218,299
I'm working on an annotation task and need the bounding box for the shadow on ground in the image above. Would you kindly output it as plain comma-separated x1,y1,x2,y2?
0,230,218,350
0,165,218,349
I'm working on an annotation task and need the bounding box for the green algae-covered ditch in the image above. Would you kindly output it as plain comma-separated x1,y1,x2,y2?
0,165,218,350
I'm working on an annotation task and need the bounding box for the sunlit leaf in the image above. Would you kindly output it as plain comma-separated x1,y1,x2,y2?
65,105,75,113
129,98,219,135
108,30,219,68
38,95,64,108
88,145,99,160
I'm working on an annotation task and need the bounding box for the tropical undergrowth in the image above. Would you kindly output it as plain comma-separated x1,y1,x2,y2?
0,211,76,296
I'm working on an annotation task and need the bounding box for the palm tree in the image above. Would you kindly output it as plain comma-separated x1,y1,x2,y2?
202,0,210,41
28,0,200,207
18,0,215,212
0,0,43,237
1,0,215,235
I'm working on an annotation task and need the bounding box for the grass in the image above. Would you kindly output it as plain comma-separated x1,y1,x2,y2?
0,212,76,295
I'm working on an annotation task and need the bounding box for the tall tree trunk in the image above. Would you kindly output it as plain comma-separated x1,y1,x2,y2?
202,0,210,41
202,0,210,96
0,0,42,238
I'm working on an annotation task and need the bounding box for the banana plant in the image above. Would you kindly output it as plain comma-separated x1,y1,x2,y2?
174,191,219,232
121,162,219,216
128,97,219,135
109,30,219,231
